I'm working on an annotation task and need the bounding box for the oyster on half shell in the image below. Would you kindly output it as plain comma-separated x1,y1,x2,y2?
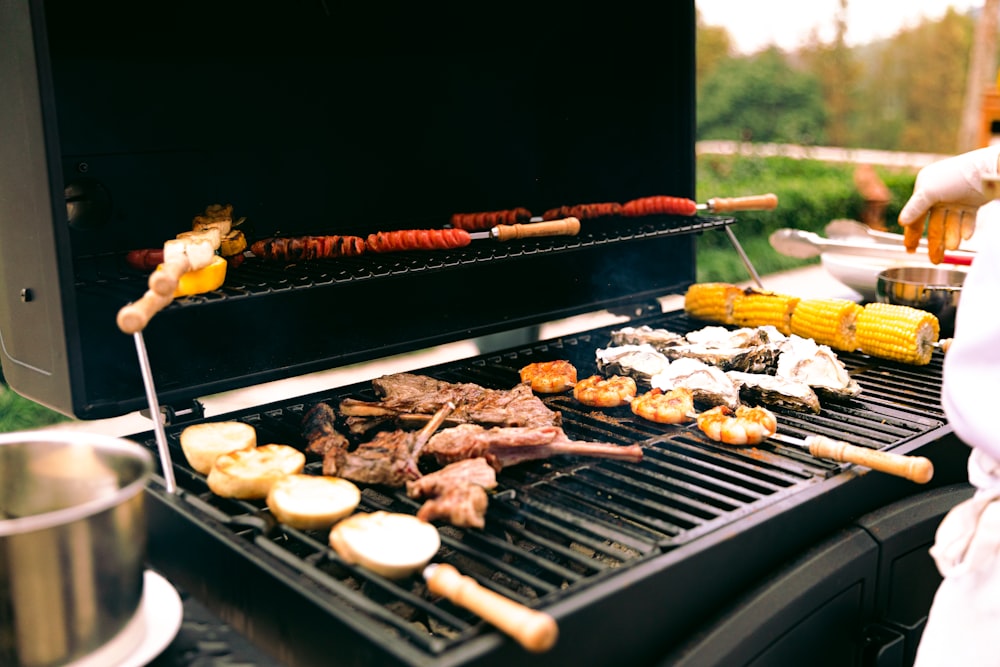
595,343,672,386
650,357,740,410
726,371,821,414
776,335,861,399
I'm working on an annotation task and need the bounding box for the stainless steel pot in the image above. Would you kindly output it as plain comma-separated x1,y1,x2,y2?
876,266,965,338
0,430,153,667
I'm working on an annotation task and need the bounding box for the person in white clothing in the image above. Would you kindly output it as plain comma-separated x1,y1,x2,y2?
898,145,1000,667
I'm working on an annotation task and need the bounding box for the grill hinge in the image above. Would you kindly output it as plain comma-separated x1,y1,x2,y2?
140,399,205,426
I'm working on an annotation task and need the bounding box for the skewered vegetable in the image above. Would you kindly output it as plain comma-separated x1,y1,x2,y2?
683,282,744,324
731,289,800,335
790,298,863,352
172,254,228,297
855,302,940,366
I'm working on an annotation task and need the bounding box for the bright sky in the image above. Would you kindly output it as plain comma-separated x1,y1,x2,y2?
696,0,984,54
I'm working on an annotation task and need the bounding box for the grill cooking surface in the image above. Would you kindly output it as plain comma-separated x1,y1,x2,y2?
134,309,950,666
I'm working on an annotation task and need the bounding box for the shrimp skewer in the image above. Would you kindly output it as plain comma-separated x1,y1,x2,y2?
630,387,696,424
696,405,777,446
574,375,637,408
519,360,577,394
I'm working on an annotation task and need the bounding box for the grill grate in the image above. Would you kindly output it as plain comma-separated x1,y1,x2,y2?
136,309,952,665
76,215,731,304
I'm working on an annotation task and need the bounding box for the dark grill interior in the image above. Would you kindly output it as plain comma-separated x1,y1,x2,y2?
136,310,959,667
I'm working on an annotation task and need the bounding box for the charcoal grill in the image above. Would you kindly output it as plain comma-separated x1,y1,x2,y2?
0,2,971,666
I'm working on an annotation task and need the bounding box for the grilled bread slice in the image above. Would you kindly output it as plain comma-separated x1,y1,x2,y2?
267,474,361,530
207,444,305,499
179,421,257,475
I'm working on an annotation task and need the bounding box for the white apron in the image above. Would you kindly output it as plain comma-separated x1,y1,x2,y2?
913,450,1000,667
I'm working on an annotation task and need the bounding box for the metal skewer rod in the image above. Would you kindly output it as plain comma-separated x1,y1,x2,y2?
132,331,177,494
722,225,764,289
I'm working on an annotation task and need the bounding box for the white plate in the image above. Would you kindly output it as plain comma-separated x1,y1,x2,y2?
68,570,183,667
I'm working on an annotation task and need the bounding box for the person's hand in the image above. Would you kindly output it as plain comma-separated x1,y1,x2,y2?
898,146,1000,262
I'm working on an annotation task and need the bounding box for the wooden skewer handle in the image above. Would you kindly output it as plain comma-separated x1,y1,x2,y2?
424,563,558,653
148,258,189,297
805,435,934,484
491,217,580,241
116,289,174,334
707,193,779,212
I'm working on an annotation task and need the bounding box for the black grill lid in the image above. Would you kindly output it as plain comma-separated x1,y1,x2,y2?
0,0,700,419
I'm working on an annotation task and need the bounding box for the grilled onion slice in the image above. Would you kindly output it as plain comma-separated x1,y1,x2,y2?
328,511,440,579
267,474,361,530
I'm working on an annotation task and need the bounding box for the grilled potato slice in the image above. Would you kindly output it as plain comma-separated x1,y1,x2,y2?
179,420,257,475
329,511,440,579
207,444,305,499
267,474,361,530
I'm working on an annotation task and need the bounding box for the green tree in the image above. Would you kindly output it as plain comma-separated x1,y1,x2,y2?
854,9,973,152
696,8,733,85
697,47,827,144
799,0,860,147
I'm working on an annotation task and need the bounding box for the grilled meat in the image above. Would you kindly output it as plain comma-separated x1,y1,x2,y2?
422,424,643,470
302,402,350,457
415,485,490,528
450,207,532,231
323,429,418,486
322,402,454,486
406,457,498,498
339,373,560,433
406,458,498,529
366,228,471,253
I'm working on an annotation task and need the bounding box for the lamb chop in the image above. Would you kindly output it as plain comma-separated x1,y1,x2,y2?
423,424,644,470
406,457,497,529
322,402,454,486
339,373,560,434
301,402,350,457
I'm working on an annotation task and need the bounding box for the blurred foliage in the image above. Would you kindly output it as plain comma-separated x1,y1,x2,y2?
698,48,827,145
694,154,917,283
697,7,980,153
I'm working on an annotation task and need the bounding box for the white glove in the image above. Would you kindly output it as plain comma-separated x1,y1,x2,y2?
899,146,1000,225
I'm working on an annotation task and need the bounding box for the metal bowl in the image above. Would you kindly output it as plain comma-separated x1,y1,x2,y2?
876,266,966,337
0,430,153,667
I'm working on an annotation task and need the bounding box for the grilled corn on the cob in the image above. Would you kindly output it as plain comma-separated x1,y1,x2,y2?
731,289,801,335
855,302,939,365
684,282,744,324
790,298,863,352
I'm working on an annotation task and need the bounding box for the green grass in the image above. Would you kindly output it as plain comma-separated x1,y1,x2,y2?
0,384,71,432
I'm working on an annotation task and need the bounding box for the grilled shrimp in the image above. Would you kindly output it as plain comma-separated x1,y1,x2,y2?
573,375,637,408
519,360,578,394
630,387,695,424
696,405,778,446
